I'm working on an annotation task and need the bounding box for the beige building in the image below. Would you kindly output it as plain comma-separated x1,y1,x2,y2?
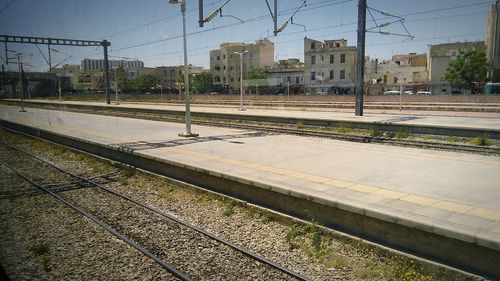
303,37,357,93
427,41,486,93
155,65,204,89
267,58,305,87
365,53,428,91
210,39,274,91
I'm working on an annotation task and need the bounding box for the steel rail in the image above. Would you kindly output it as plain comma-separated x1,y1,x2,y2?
1,141,312,281
0,158,192,281
35,104,499,155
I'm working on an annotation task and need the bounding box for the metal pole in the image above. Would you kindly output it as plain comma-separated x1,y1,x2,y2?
114,67,119,105
273,0,278,36
48,41,52,70
198,0,204,27
58,76,62,102
399,75,403,111
240,53,244,110
355,0,366,116
16,53,25,112
179,1,197,137
102,40,111,105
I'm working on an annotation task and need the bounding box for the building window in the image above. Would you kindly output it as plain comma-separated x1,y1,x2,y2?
229,66,233,71
330,54,334,64
330,70,334,79
340,70,345,80
311,55,316,65
295,76,300,84
287,76,291,83
230,77,234,82
214,76,220,82
321,55,324,61
311,71,316,81
311,42,315,49
217,56,220,61
223,65,226,70
223,54,226,59
340,54,345,63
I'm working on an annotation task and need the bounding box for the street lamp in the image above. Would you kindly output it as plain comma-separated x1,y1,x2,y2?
169,0,198,137
234,50,248,111
112,66,119,105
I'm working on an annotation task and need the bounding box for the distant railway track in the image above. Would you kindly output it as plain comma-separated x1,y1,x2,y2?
0,141,311,281
1,100,499,155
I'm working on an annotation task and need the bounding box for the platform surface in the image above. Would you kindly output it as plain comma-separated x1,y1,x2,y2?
1,103,500,251
12,99,500,131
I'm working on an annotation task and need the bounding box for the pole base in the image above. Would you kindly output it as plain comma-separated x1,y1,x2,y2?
178,132,199,137
19,110,27,112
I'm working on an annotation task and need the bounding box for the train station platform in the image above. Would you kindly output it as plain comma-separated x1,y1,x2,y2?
1,103,499,278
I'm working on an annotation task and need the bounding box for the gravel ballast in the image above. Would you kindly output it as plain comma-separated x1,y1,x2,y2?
0,128,485,280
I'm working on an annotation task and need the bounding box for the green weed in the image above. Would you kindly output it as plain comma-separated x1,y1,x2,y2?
468,133,492,146
30,242,49,256
394,129,410,139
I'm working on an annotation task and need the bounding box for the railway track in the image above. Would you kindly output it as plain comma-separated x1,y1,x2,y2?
0,141,311,281
3,100,498,155
2,100,499,155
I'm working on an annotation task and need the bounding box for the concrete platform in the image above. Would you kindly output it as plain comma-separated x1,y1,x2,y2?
1,104,500,278
3,99,500,139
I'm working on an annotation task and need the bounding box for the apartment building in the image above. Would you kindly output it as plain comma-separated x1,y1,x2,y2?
210,39,274,91
81,59,144,72
267,58,305,87
156,65,204,88
303,37,357,93
427,41,486,93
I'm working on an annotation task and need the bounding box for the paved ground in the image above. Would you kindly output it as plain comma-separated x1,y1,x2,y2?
13,99,500,130
1,103,500,252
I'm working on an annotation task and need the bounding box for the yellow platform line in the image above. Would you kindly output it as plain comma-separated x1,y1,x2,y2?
165,147,500,222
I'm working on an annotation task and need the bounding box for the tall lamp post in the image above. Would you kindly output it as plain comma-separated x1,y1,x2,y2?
169,0,198,137
234,50,248,111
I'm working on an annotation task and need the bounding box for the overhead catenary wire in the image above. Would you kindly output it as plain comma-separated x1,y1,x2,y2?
23,0,492,70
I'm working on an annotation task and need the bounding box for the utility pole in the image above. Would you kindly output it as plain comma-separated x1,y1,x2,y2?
11,51,26,112
170,0,198,137
102,40,111,105
355,0,366,116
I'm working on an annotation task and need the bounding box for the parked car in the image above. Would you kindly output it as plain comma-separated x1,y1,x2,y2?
383,90,400,95
416,91,431,95
404,91,414,95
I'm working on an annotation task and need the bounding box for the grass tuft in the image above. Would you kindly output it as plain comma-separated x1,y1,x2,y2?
468,133,492,146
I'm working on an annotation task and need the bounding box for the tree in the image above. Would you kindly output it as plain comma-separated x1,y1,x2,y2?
191,72,213,93
246,68,267,80
136,74,158,91
444,50,487,94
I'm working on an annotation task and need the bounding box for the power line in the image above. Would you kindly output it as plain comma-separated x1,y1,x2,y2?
0,0,17,13
25,1,491,70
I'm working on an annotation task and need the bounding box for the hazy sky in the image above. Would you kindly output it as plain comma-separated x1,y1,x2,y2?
0,0,492,72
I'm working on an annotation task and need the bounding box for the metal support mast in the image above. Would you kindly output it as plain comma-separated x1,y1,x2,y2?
355,0,366,116
102,40,111,104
